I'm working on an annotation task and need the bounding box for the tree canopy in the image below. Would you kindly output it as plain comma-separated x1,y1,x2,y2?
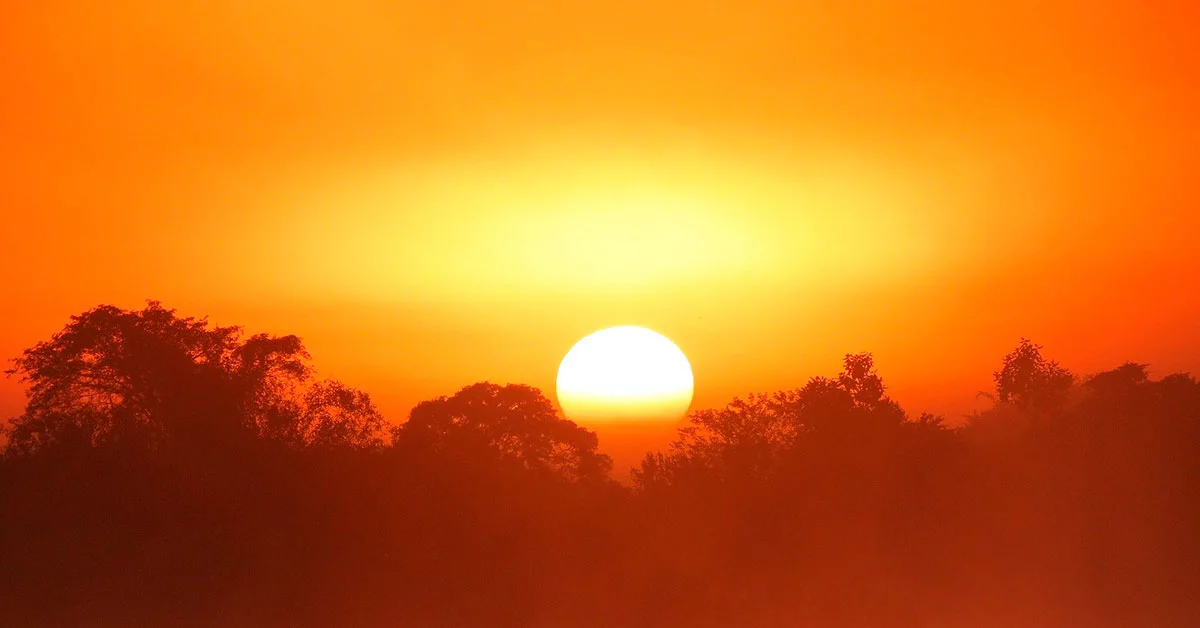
634,353,912,490
4,305,1200,627
993,338,1074,410
394,381,612,483
3,302,386,456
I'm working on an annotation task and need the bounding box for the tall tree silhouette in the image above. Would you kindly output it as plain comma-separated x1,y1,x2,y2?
794,352,906,435
3,302,385,456
394,382,612,482
993,338,1073,410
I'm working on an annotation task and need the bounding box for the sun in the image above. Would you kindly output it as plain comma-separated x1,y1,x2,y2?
556,326,694,423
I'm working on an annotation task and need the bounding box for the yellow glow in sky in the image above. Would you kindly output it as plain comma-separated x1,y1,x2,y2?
2,0,1198,435
232,142,971,306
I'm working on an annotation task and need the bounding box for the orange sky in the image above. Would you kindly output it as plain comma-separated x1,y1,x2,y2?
3,1,1199,466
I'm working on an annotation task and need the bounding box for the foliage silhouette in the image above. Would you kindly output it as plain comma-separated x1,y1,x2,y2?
2,304,1200,627
634,353,910,490
3,302,386,456
394,381,612,483
993,337,1074,410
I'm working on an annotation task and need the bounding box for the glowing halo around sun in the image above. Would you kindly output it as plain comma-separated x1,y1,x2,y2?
556,326,694,423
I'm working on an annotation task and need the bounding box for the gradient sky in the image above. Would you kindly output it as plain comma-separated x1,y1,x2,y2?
3,1,1199,463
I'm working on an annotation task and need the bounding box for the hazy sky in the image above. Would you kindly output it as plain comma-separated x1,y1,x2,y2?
3,1,1198,453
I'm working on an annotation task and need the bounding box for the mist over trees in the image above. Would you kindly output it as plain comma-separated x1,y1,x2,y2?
3,303,1199,627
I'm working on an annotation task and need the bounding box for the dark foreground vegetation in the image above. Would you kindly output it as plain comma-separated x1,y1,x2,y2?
3,303,1198,627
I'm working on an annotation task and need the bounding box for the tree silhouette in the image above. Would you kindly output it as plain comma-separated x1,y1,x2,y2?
4,305,1200,627
634,392,797,489
393,382,612,482
636,353,908,489
3,302,385,456
298,380,388,449
794,352,906,435
994,338,1073,410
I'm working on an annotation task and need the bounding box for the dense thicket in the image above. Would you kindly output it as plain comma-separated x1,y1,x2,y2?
2,305,1198,627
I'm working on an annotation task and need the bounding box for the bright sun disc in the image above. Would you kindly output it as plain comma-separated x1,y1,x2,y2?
556,326,694,423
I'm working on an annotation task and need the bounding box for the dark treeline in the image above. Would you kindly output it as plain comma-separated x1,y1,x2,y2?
2,303,1198,627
